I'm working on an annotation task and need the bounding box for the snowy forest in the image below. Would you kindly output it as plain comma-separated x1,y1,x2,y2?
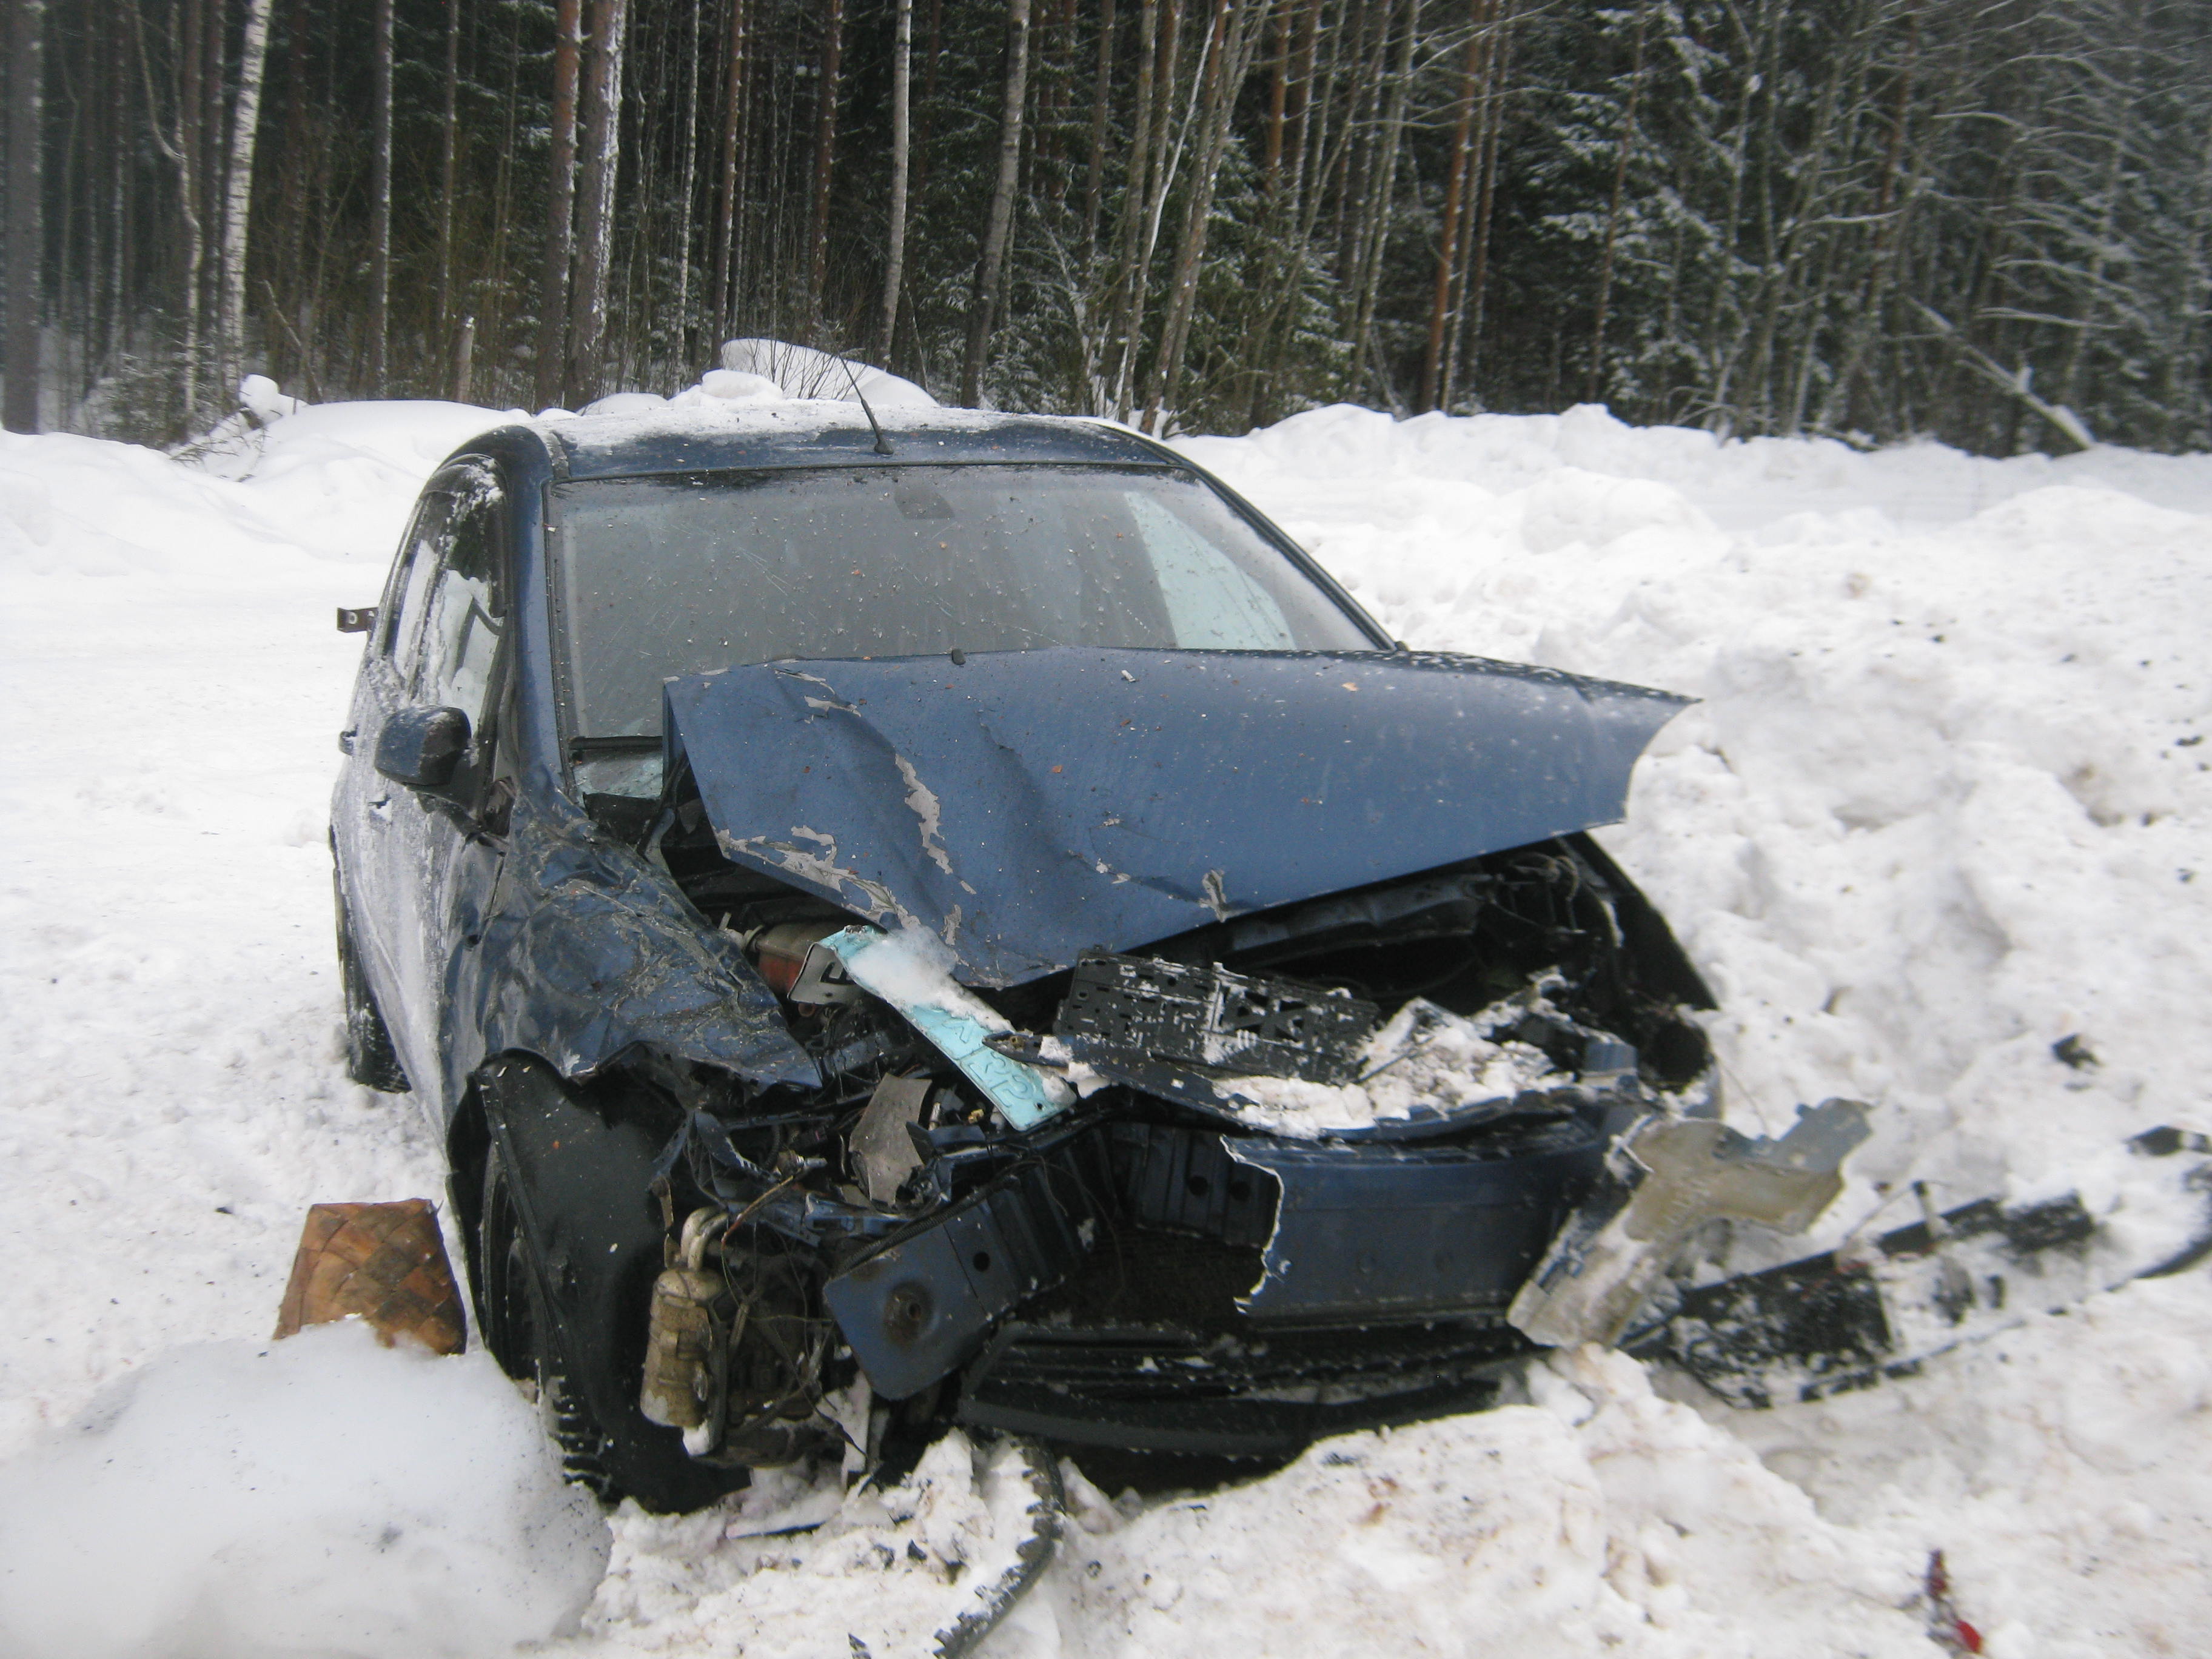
4,0,2209,454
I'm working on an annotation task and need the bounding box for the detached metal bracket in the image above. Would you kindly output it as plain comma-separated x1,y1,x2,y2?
1509,1099,1871,1349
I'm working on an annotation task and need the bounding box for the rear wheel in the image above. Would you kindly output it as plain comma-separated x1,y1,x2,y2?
333,877,410,1093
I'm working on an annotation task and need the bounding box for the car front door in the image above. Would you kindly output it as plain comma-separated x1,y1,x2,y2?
364,464,514,1115
337,481,453,1066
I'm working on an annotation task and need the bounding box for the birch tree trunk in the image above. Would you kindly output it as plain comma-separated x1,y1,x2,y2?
1142,0,1264,433
176,0,207,421
961,0,1033,407
569,0,629,401
216,0,274,406
437,0,461,350
5,0,46,432
535,0,583,407
878,0,912,363
368,0,394,392
709,0,745,338
805,0,845,340
1422,0,1492,411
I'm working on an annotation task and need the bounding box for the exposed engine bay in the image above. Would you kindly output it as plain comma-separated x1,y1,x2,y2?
615,772,1736,1467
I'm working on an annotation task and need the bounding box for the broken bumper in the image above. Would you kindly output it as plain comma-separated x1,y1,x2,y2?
955,1318,1534,1457
824,1113,1623,1413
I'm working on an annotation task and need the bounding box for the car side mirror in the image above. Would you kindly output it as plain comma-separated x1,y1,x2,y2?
375,706,471,791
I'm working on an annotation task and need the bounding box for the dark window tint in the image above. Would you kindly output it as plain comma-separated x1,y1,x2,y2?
550,464,1370,742
419,492,504,725
382,500,446,680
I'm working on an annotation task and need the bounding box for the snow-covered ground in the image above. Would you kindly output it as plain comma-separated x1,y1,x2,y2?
1,394,2208,1658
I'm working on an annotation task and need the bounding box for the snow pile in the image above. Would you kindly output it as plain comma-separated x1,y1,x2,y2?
0,1321,609,1659
190,396,512,555
578,1431,1045,1658
1181,403,2212,1259
572,337,938,423
716,338,937,407
1038,1346,1932,1657
1213,995,1569,1139
0,421,455,1460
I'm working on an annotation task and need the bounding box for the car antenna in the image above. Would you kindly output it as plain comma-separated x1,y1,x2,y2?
837,355,895,457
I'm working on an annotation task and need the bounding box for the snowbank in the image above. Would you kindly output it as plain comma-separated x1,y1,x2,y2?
3,393,2209,1658
1037,1346,1932,1657
0,1321,609,1659
1179,403,2212,1258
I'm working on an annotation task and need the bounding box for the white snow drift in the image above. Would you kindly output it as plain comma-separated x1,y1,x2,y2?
0,1321,609,1659
1,385,2208,1659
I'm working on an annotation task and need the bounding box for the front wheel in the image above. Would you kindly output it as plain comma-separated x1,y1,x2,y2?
476,1141,744,1512
478,1145,617,1499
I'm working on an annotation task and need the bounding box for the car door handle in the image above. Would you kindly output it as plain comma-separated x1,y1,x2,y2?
367,793,394,819
338,728,357,755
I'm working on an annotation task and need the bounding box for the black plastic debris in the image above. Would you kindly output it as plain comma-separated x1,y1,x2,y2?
1055,954,1380,1084
2051,1033,2098,1070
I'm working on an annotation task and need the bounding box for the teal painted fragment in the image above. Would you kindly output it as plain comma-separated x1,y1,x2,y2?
823,929,1071,1130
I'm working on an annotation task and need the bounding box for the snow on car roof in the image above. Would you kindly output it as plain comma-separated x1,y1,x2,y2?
546,401,1165,479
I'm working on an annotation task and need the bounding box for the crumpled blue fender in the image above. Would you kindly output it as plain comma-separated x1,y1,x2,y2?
465,785,819,1089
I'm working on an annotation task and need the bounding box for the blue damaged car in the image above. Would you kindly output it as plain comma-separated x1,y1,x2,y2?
331,401,1767,1512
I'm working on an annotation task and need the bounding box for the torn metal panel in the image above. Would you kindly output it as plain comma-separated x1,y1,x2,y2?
1056,954,1380,1083
1639,1193,2102,1407
463,788,819,1089
1108,1122,1279,1247
850,1074,933,1204
1508,1101,1872,1350
823,1142,1108,1399
662,648,1692,986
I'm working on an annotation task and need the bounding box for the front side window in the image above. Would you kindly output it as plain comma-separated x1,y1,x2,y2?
419,492,504,726
382,501,446,682
550,464,1373,757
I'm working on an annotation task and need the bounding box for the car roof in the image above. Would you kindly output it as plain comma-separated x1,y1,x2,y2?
542,403,1171,481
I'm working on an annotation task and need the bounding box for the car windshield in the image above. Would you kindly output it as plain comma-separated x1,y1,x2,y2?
549,463,1375,793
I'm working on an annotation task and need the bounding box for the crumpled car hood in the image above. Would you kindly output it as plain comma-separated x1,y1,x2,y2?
663,648,1689,986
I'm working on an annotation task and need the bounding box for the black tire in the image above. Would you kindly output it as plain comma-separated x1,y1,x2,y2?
477,1142,744,1512
334,877,410,1093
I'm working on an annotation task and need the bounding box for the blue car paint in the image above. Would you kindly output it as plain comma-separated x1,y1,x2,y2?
664,648,1690,987
332,420,827,1125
